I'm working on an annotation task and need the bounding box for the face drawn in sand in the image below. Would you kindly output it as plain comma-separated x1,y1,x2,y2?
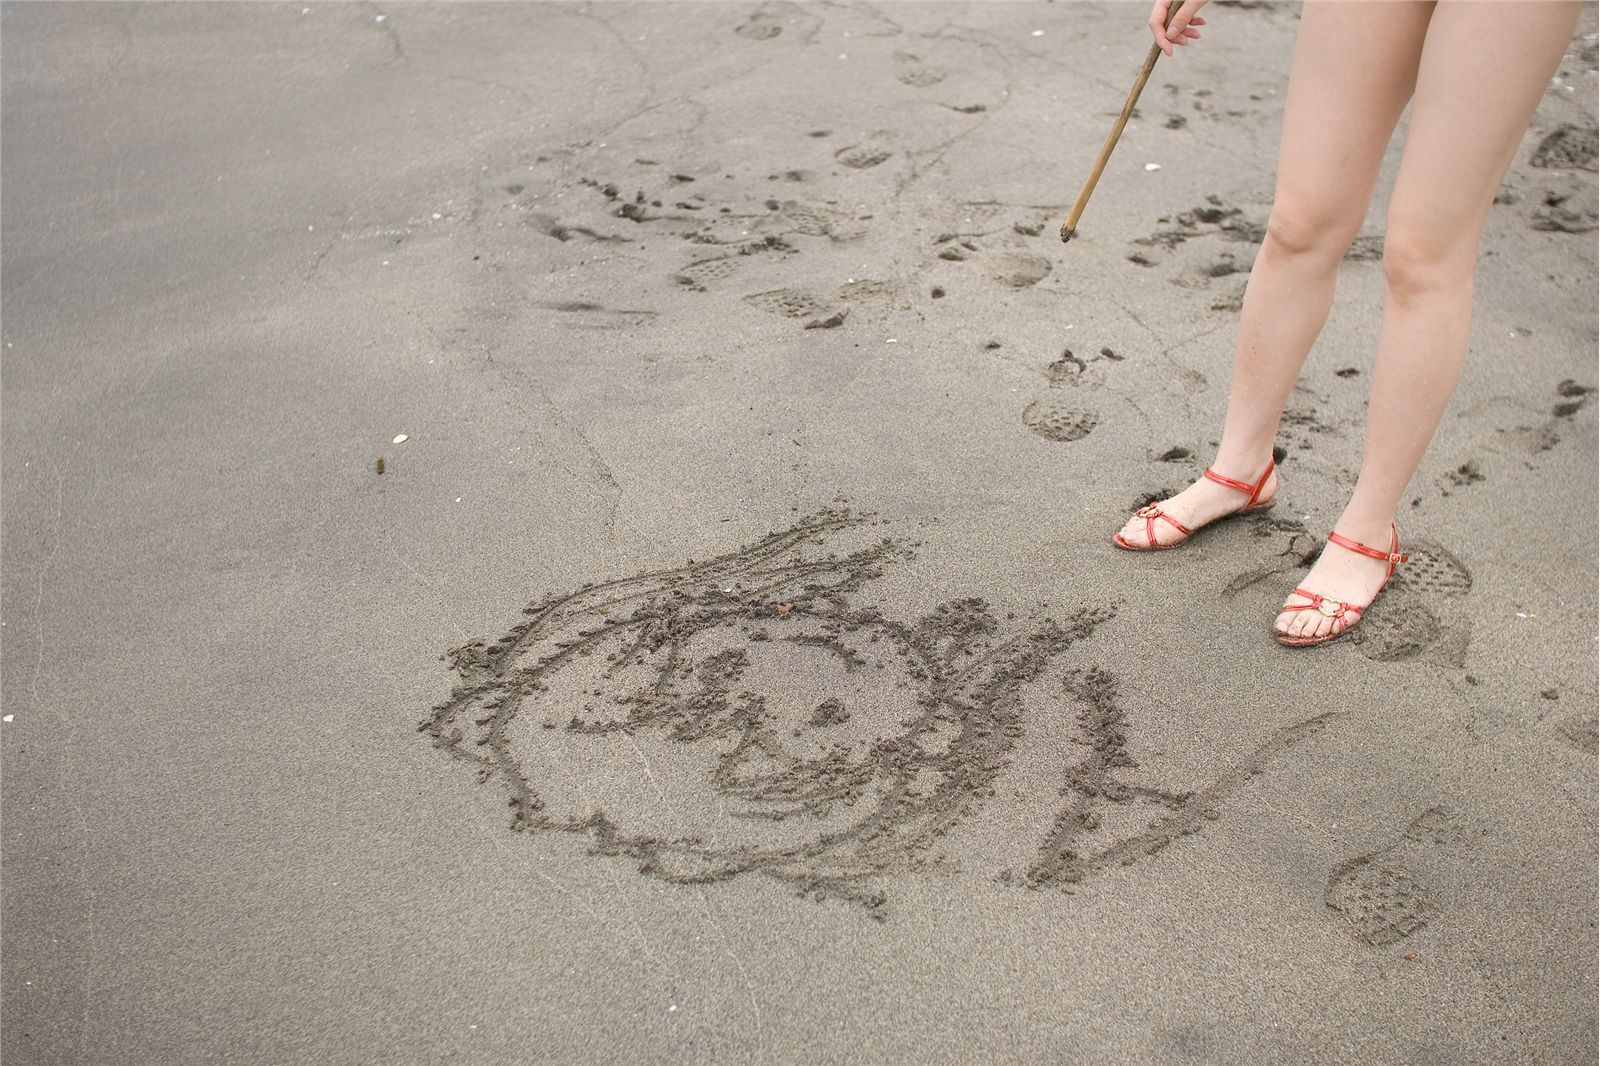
421,509,1116,915
422,509,1342,917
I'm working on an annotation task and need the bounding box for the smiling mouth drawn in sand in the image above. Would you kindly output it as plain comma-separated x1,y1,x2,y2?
421,509,1340,917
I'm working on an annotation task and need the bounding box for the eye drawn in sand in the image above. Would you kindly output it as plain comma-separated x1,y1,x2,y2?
1325,806,1481,945
419,509,1118,916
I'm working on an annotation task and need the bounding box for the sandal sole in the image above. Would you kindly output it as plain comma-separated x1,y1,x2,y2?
1274,627,1357,647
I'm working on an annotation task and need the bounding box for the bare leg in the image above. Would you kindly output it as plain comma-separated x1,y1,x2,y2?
1277,0,1584,639
1117,0,1434,547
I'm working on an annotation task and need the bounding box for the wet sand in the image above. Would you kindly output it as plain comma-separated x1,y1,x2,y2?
3,2,1597,1062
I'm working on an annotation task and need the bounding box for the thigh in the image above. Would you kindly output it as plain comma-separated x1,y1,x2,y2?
1386,0,1584,260
1270,0,1436,244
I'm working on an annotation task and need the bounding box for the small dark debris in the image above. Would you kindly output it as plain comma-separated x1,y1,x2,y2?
805,311,847,330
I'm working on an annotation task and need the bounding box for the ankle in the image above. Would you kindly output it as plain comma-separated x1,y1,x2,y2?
1208,446,1276,483
1330,509,1397,551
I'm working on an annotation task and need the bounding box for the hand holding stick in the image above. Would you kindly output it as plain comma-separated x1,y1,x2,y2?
1060,1,1205,243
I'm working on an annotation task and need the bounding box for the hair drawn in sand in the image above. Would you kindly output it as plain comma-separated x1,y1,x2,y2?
421,508,1340,918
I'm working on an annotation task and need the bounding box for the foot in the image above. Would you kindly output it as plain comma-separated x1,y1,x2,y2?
1114,460,1277,548
1273,517,1399,642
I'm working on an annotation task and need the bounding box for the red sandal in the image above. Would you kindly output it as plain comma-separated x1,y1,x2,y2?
1112,459,1277,551
1274,522,1408,647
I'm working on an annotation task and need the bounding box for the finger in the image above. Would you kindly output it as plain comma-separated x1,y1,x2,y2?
1165,1,1195,37
1169,0,1206,37
1149,3,1174,52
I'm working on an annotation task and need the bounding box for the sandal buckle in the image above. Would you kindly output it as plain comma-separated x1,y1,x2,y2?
1315,597,1342,618
1135,504,1161,519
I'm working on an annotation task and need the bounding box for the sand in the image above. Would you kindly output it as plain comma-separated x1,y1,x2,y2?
3,2,1597,1062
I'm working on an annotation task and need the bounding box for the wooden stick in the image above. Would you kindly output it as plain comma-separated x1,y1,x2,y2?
1060,4,1186,243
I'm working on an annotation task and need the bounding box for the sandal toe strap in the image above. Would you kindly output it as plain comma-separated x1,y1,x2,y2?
1281,588,1364,622
1133,503,1192,545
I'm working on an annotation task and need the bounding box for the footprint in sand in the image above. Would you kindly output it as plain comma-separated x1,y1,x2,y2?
672,255,739,290
733,5,785,39
1497,378,1595,455
1325,806,1481,946
1530,122,1598,171
743,287,847,329
893,51,947,87
1353,540,1473,665
779,201,871,242
991,253,1051,289
1021,394,1099,443
835,144,894,170
1220,533,1473,664
1554,713,1598,755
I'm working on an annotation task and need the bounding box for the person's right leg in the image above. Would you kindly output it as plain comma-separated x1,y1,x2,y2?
1116,0,1436,547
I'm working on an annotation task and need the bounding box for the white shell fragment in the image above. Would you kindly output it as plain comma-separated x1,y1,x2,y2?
393,434,408,444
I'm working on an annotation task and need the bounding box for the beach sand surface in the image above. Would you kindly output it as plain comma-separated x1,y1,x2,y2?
2,3,1596,1063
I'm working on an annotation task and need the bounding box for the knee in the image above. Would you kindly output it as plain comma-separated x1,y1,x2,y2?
1380,229,1476,304
1262,204,1359,261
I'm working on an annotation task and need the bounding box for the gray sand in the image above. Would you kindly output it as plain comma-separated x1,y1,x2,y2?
3,3,1597,1063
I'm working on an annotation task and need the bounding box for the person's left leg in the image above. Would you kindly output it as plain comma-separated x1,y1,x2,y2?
1276,0,1584,641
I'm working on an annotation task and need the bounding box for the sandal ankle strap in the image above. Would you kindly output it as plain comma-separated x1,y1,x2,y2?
1203,458,1275,506
1326,523,1409,565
